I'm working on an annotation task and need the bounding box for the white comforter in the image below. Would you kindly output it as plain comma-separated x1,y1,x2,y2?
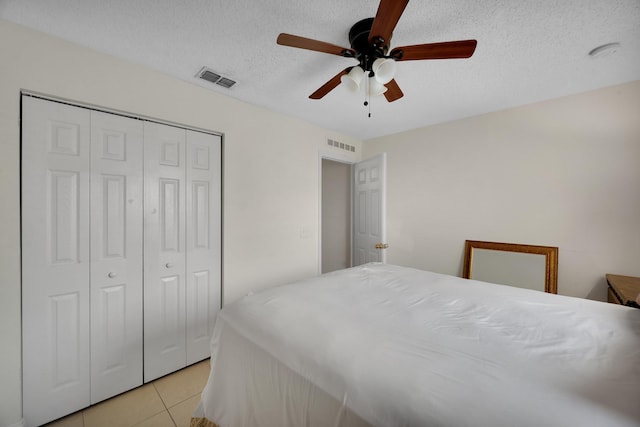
194,264,640,427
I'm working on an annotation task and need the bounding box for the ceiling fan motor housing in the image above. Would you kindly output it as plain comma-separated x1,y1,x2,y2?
348,18,389,71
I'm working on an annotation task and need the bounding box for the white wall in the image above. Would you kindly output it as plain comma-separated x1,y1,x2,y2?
0,19,361,426
363,80,640,300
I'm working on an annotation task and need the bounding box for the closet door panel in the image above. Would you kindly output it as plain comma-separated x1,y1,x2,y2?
90,111,143,403
144,121,187,382
186,131,222,363
22,97,91,427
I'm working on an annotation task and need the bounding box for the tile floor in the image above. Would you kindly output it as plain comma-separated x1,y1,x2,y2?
43,359,210,427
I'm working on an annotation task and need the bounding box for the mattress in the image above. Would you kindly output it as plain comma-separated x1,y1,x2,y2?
192,263,640,427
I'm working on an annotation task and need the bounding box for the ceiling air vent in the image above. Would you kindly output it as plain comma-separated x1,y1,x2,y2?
216,77,236,88
197,67,221,84
196,67,237,89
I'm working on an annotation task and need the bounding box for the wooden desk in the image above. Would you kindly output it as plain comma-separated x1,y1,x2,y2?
606,274,640,308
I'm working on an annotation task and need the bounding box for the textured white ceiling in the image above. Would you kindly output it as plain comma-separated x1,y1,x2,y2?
1,0,639,140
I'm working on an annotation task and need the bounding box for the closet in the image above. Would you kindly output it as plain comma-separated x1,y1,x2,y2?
21,96,221,426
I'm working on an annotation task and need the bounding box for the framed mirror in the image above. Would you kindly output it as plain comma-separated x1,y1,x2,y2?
463,240,558,293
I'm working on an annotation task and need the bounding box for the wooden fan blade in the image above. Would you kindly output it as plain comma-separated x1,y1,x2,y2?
368,0,409,48
390,40,477,61
309,68,351,100
384,79,404,102
277,33,355,57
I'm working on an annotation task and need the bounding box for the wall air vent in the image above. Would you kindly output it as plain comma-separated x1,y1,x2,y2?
327,138,356,152
196,67,236,89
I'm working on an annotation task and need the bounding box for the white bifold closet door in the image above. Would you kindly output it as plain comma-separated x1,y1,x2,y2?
143,122,221,382
22,97,143,426
89,111,143,403
185,130,222,363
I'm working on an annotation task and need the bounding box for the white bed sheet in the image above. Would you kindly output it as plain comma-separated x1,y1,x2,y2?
193,264,640,427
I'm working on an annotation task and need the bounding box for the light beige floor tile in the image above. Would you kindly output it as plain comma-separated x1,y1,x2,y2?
43,411,84,427
83,384,166,427
133,410,176,427
153,359,210,408
168,394,201,427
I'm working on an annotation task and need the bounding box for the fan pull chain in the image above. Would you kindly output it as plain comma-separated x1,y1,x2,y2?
364,76,371,118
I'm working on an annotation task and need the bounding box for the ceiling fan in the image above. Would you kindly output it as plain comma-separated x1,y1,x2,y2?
276,0,477,103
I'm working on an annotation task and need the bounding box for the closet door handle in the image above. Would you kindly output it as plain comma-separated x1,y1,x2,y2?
165,263,173,268
108,272,117,278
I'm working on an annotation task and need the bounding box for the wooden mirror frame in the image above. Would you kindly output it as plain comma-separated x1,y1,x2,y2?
463,240,559,293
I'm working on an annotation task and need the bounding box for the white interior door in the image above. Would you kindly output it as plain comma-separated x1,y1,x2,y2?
144,121,187,382
185,130,222,364
22,97,91,426
89,110,143,403
352,153,387,266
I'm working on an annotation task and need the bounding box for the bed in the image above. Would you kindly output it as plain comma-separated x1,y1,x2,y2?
191,263,640,427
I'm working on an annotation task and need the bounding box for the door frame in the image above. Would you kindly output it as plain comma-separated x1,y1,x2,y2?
318,152,355,275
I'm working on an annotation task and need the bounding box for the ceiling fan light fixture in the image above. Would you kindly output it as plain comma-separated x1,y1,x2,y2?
372,57,396,84
276,0,476,104
368,77,388,96
341,66,365,92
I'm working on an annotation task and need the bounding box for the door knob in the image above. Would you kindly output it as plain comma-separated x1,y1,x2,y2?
375,243,389,249
165,262,173,268
108,272,117,278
